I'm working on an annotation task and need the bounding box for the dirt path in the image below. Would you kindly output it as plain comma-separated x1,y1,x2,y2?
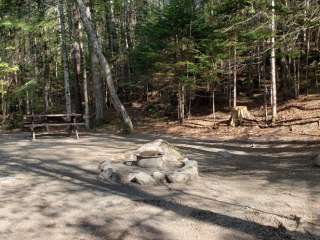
0,132,319,240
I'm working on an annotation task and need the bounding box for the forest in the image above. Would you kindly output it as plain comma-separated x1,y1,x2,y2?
0,0,320,132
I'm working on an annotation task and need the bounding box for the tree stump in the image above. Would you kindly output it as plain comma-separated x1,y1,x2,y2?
229,106,254,127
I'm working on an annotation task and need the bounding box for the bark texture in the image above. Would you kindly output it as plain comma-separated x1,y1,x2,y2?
271,0,278,123
75,0,133,132
59,0,72,116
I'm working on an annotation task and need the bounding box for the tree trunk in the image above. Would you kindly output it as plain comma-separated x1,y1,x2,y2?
304,0,310,94
43,42,50,113
91,50,105,123
293,59,298,98
271,0,278,123
83,49,90,129
106,0,117,56
80,20,90,129
257,45,261,89
229,106,254,127
59,0,72,116
75,0,133,132
71,5,83,113
26,90,30,115
233,37,237,108
188,90,192,118
264,85,268,122
212,89,216,123
228,48,232,108
297,55,301,96
44,76,50,113
86,1,106,124
1,79,5,121
177,82,185,124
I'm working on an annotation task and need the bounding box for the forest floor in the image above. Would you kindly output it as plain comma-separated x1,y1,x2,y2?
0,130,319,240
134,94,320,140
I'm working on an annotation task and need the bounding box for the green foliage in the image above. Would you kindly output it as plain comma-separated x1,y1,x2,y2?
0,62,19,77
11,80,38,99
0,18,33,31
0,0,319,124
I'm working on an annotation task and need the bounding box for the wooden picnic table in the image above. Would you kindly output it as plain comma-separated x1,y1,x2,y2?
24,114,85,140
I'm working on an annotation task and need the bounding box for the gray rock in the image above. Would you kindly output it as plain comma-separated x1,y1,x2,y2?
166,171,190,183
182,158,198,170
166,158,198,183
98,160,114,180
111,168,156,185
97,140,199,186
152,171,166,182
136,139,184,168
111,167,137,183
126,152,137,161
129,172,156,185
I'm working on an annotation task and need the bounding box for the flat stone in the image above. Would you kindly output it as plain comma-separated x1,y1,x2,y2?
137,156,164,169
136,139,184,168
138,151,163,158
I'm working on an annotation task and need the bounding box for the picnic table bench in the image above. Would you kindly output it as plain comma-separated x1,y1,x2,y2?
24,114,85,140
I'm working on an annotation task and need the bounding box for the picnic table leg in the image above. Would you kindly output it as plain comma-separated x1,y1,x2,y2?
75,128,79,140
32,127,36,141
73,117,79,140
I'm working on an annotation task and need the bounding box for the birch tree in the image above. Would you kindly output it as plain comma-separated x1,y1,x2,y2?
271,0,277,123
75,0,134,132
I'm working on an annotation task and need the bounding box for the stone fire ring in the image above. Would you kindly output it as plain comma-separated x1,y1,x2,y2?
98,139,199,185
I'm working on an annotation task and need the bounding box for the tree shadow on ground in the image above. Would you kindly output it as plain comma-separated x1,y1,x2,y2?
0,133,319,240
0,155,310,240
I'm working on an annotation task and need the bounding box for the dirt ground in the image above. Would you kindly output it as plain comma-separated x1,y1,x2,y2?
134,95,320,140
0,131,319,240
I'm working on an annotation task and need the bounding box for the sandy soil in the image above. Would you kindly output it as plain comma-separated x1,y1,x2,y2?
0,132,319,240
